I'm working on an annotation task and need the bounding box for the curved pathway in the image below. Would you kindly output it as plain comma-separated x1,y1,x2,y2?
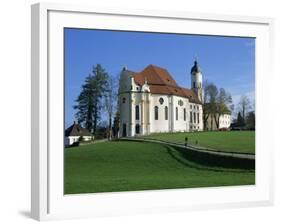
121,137,255,160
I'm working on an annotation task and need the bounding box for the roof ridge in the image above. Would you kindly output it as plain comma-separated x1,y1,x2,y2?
138,65,165,85
148,64,168,70
181,86,192,91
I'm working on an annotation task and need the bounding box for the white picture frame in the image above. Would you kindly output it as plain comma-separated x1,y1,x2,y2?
31,2,274,221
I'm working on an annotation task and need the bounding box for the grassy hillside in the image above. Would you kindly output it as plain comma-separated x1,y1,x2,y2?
144,131,255,154
65,141,254,194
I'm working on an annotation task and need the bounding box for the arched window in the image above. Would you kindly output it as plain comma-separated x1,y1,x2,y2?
165,106,168,120
135,105,139,120
184,108,186,121
154,106,158,120
193,112,196,123
122,97,126,103
176,107,178,120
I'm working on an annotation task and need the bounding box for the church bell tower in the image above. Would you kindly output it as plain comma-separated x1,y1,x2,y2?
190,60,204,102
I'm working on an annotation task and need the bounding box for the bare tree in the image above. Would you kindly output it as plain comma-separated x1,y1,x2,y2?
214,88,233,129
202,81,210,130
203,81,218,130
104,75,118,140
203,81,233,130
238,95,251,120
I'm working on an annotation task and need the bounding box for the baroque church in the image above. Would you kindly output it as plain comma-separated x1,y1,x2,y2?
118,61,207,137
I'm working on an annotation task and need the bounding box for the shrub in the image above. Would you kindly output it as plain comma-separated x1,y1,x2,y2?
71,141,80,147
218,127,229,131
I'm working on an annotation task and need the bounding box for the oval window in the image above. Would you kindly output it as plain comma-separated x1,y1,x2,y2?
178,100,183,106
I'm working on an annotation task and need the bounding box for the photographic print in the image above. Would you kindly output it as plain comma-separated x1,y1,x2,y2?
64,28,255,195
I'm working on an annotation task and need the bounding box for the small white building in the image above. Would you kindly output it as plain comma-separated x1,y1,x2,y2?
118,61,204,137
65,121,92,146
206,112,231,131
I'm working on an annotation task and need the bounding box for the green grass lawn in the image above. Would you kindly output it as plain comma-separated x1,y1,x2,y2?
144,131,255,154
65,141,254,194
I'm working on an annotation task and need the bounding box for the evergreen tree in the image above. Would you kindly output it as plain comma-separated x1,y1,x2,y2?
92,64,108,133
73,64,108,133
245,111,255,130
237,112,245,127
73,74,95,131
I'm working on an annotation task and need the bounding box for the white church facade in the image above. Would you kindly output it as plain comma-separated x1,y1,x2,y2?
118,61,206,137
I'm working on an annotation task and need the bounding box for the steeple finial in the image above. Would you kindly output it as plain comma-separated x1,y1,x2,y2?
194,54,198,64
122,65,127,71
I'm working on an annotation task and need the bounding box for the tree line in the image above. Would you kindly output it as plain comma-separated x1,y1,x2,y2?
232,95,255,130
203,81,255,131
73,64,118,139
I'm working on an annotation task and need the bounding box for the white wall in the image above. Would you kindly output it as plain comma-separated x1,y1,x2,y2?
191,71,203,89
152,93,202,133
118,70,133,136
65,136,92,146
189,102,203,131
170,95,190,132
119,92,131,136
150,94,171,132
121,91,203,135
191,70,203,101
219,114,231,129
0,1,280,224
207,113,231,130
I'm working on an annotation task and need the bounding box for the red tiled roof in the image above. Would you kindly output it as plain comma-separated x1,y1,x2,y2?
131,65,201,104
133,64,177,86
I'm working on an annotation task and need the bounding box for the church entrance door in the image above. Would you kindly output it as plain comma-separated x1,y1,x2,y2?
122,124,127,137
135,124,140,134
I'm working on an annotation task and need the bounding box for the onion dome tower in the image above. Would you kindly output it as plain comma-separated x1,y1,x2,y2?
190,60,204,102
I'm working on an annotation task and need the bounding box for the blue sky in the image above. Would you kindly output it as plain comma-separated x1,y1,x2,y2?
65,28,255,127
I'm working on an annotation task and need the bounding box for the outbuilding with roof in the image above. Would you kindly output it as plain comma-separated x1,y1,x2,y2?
65,121,92,146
